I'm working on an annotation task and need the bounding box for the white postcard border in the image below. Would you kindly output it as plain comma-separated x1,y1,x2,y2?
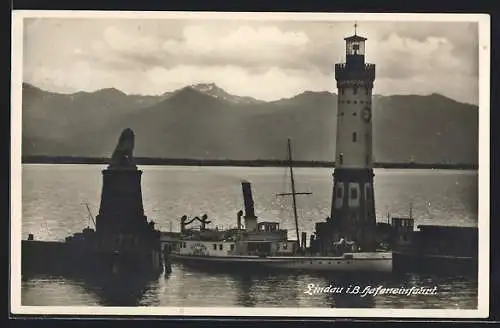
10,10,491,318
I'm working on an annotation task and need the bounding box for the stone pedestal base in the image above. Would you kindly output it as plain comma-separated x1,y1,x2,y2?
96,168,147,234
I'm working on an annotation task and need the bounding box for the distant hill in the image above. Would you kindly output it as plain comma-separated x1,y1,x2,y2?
21,82,478,164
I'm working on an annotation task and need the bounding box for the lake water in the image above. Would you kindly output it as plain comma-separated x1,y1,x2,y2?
19,164,479,309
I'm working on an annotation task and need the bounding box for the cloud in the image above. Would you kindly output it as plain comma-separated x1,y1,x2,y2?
22,18,480,104
84,24,312,72
27,62,329,101
79,21,478,80
371,34,465,79
25,60,125,94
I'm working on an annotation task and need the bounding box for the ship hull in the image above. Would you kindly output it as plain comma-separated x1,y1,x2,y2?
170,252,393,273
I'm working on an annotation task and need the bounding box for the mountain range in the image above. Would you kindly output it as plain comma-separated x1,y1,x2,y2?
21,82,479,164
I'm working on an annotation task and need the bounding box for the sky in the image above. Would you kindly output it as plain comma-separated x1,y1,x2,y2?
22,16,480,105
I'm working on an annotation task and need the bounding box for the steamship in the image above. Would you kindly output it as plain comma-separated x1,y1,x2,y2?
168,211,392,273
167,139,393,273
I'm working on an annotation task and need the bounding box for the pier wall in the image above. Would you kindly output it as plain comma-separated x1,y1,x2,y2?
392,224,478,274
22,240,69,274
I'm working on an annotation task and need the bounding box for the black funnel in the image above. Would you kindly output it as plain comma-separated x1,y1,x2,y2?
241,181,257,219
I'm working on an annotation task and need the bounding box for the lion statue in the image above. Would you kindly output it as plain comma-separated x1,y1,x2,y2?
109,128,136,169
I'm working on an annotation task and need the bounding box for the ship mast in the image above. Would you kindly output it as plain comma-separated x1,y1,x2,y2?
276,138,312,250
288,139,300,246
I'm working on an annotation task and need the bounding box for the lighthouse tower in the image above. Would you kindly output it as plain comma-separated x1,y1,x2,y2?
331,25,376,251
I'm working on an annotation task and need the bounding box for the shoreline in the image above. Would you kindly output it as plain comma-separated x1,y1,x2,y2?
21,156,478,170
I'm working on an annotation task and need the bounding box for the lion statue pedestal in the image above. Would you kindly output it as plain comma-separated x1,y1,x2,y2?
95,128,147,234
93,128,163,274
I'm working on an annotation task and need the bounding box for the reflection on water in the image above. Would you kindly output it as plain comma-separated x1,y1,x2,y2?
21,264,478,309
80,274,160,306
20,165,479,308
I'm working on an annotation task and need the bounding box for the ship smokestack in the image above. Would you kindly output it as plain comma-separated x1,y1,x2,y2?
301,231,307,249
237,210,243,229
241,181,256,218
241,181,258,231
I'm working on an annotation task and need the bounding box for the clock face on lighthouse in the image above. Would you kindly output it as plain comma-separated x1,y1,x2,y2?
362,106,372,122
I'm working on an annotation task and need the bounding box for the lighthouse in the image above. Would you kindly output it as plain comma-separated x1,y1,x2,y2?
331,25,377,251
